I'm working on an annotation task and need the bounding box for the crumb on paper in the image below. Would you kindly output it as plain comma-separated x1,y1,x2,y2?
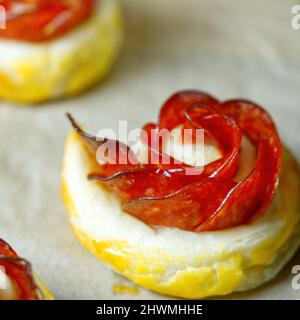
113,285,140,295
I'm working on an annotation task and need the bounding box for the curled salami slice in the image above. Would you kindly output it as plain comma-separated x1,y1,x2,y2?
68,90,282,231
0,239,41,300
123,178,236,230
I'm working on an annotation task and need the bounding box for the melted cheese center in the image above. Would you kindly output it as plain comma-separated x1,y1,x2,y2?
143,126,257,182
162,126,222,167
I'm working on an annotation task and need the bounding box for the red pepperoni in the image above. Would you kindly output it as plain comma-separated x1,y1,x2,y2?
0,239,40,300
68,90,282,231
0,0,95,42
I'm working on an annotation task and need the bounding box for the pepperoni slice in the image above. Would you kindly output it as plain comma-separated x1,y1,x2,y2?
0,0,95,42
68,90,282,231
0,239,41,300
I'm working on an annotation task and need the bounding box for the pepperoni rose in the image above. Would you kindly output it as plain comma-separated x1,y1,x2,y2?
67,90,282,232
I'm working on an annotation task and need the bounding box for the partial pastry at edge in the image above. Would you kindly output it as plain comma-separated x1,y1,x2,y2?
0,0,123,103
62,90,300,299
0,239,53,300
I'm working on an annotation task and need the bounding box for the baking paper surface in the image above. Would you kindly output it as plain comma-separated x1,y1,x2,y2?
0,0,299,299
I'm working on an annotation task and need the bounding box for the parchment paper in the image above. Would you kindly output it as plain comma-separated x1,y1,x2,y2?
0,0,299,300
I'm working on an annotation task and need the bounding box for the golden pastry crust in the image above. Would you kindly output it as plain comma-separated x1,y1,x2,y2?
35,274,54,300
62,132,300,299
0,0,123,103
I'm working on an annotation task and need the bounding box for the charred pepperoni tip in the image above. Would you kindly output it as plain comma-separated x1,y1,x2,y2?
66,113,97,142
88,173,103,181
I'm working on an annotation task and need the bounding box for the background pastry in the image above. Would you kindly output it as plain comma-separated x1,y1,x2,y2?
0,0,123,103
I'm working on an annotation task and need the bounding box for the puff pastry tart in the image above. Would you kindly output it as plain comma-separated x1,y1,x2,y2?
0,0,123,103
0,239,53,300
62,90,300,299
